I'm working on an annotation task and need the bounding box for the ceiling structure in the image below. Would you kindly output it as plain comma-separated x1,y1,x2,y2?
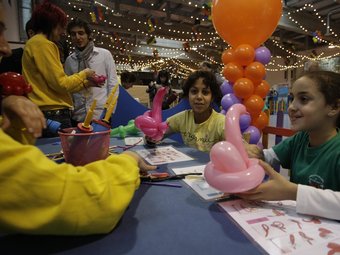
53,0,340,75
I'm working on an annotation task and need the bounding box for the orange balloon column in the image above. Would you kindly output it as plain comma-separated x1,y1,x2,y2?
214,0,282,143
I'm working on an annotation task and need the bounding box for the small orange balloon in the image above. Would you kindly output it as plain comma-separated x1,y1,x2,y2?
212,0,283,48
245,62,266,84
233,78,254,99
234,44,255,66
221,48,235,64
244,95,265,115
251,111,269,130
254,80,270,98
222,63,244,82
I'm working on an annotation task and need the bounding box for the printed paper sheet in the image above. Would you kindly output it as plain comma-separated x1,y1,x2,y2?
219,199,340,255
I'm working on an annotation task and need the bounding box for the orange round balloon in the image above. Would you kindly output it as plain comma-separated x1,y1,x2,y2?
222,48,235,64
233,78,254,99
222,63,244,82
245,62,266,84
254,80,270,98
251,111,269,130
234,44,255,66
212,0,282,48
244,95,265,115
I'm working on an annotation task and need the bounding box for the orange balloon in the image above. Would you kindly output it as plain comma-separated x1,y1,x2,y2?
254,80,270,98
234,44,255,66
222,48,235,64
233,78,254,99
244,95,265,115
222,63,244,82
245,62,266,84
251,111,269,130
212,0,282,48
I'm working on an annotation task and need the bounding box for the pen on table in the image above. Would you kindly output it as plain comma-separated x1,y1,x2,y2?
141,182,182,188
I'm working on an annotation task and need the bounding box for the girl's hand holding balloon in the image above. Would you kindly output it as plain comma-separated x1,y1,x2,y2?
236,161,298,201
244,142,264,160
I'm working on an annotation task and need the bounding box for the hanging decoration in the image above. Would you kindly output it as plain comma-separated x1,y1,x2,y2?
147,17,157,33
183,42,191,52
201,2,212,20
147,36,157,45
312,30,323,44
153,49,159,58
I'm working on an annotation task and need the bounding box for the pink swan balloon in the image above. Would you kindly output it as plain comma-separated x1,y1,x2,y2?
135,87,168,141
204,104,265,193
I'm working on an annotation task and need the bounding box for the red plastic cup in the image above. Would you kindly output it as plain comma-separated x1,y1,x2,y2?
58,128,110,166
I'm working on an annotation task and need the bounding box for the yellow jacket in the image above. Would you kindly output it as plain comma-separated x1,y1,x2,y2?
22,34,88,111
0,129,140,235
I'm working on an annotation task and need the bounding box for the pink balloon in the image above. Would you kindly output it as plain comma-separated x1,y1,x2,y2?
204,103,265,193
135,87,169,141
210,141,247,173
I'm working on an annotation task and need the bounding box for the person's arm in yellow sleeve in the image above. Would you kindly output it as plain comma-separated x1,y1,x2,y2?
0,96,156,235
26,39,97,93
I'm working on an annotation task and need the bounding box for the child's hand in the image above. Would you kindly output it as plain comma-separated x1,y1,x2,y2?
123,151,157,175
144,136,161,147
244,142,264,160
236,161,297,201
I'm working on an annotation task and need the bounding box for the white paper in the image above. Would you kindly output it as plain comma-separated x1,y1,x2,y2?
124,137,145,146
219,199,340,255
171,165,228,201
136,146,193,165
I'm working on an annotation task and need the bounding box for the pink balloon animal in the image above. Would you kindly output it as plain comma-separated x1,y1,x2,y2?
135,87,168,141
204,104,265,193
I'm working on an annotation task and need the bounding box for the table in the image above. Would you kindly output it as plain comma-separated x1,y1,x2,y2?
0,137,264,255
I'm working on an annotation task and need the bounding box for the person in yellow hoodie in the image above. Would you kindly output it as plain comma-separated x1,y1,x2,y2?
0,95,155,235
0,3,156,234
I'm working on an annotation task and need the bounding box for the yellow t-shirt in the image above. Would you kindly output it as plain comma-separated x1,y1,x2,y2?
167,109,225,152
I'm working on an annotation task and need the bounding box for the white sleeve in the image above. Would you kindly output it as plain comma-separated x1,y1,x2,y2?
263,148,281,166
296,184,340,220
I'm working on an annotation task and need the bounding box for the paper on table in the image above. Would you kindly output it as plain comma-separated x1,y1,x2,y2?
171,165,229,201
219,199,340,255
124,137,145,145
136,146,193,165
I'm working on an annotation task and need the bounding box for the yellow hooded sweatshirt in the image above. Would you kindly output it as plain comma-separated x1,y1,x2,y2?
0,128,140,235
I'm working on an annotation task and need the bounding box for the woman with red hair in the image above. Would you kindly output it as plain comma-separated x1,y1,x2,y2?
22,1,101,138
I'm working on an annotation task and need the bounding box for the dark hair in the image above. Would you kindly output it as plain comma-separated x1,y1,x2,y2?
182,70,221,100
25,19,34,38
156,70,170,85
121,71,136,84
303,71,340,128
201,61,212,69
31,1,67,38
67,18,92,38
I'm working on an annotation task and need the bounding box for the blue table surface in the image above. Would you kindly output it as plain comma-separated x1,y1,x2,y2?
0,137,265,255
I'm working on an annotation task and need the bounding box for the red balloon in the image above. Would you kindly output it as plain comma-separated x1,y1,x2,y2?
254,80,270,98
251,111,269,130
244,95,265,115
221,48,235,64
234,44,255,66
245,62,266,84
233,78,254,99
212,0,282,48
222,63,244,82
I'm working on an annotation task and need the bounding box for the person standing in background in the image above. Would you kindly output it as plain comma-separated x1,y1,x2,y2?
0,19,34,74
65,18,119,126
